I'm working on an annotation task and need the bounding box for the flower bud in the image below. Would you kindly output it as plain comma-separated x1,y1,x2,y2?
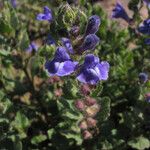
74,100,85,111
48,76,61,84
80,34,100,52
80,84,91,95
58,3,77,28
139,73,148,84
70,26,80,37
10,0,17,8
85,15,100,35
85,97,96,106
54,88,63,97
145,38,150,45
86,117,97,128
78,120,88,130
112,2,131,23
82,130,92,140
85,104,100,117
46,34,55,45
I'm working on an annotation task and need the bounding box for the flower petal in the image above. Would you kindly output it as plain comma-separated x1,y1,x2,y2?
61,38,74,54
55,47,70,61
112,3,130,23
97,61,110,80
56,61,78,76
84,54,99,68
37,14,47,21
45,60,60,76
77,68,99,85
44,6,52,15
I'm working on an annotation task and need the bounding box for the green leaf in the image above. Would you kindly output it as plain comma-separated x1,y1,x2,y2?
61,132,82,145
1,98,12,114
91,82,103,97
63,79,78,99
31,134,47,145
38,45,55,58
101,140,113,150
19,30,29,50
13,137,22,150
15,112,30,129
0,50,11,57
98,97,111,122
0,20,13,34
10,8,19,29
128,136,150,150
47,129,54,139
12,111,30,139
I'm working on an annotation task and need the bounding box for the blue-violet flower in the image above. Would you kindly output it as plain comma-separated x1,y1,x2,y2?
45,47,78,76
145,38,150,45
77,54,110,84
143,0,150,7
80,34,100,52
112,2,130,23
139,72,148,83
37,6,53,22
61,38,74,54
10,0,17,8
26,42,38,52
46,34,55,45
85,15,100,35
138,19,150,35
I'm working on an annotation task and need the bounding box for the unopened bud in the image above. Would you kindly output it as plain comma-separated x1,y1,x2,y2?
70,26,80,37
74,100,85,111
86,117,97,128
80,34,100,52
82,130,92,140
54,88,63,97
85,104,100,117
85,15,100,35
80,84,91,95
78,120,88,130
85,97,96,106
48,76,61,84
139,72,148,84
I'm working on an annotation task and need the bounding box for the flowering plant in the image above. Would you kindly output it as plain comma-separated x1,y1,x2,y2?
0,0,150,149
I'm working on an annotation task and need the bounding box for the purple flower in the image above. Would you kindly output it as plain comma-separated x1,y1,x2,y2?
61,38,74,54
77,54,110,84
143,0,150,7
46,34,55,45
10,0,17,8
139,72,148,83
138,19,150,35
112,2,130,23
85,15,101,35
145,38,150,45
26,42,38,52
37,6,53,22
45,47,78,76
80,34,100,52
